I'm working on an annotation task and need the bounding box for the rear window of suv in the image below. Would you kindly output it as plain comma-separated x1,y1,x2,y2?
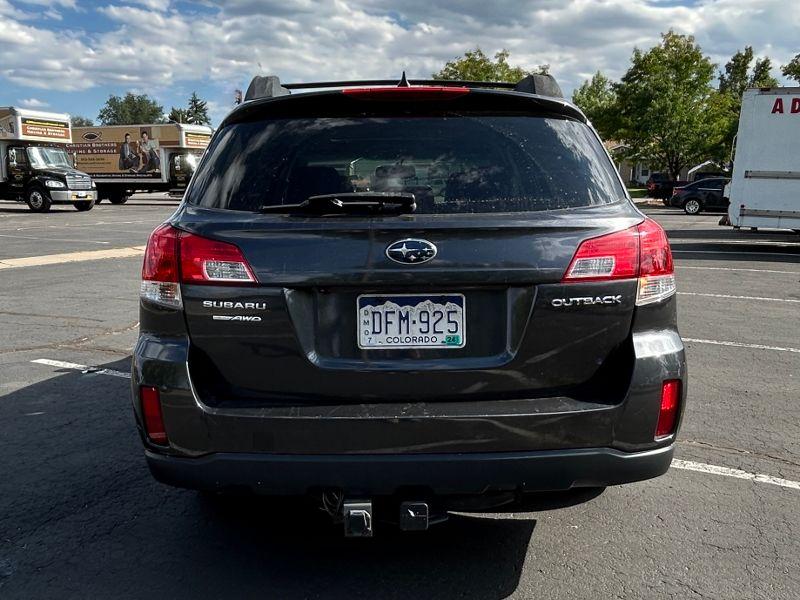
187,112,625,214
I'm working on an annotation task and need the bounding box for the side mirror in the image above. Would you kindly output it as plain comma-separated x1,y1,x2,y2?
8,149,17,168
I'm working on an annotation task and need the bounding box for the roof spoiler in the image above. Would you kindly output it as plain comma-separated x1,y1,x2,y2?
243,73,563,101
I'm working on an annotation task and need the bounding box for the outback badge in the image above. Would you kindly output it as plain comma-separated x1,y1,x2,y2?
551,295,623,307
386,239,437,264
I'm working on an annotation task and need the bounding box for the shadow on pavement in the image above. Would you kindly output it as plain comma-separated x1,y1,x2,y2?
660,225,800,265
0,205,84,214
0,358,536,599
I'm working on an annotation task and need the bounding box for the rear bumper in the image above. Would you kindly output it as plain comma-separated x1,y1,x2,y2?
145,444,674,496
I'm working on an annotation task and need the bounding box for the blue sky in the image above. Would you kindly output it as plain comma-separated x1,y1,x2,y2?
1,0,796,126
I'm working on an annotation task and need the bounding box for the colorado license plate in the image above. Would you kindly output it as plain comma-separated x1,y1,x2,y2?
357,294,466,349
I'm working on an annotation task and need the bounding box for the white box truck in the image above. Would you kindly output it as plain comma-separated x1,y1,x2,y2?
69,123,212,204
0,107,97,212
726,87,800,232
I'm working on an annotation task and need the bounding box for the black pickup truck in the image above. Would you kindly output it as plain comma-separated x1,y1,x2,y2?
646,173,686,200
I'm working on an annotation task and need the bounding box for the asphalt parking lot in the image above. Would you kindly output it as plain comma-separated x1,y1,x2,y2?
1,197,798,599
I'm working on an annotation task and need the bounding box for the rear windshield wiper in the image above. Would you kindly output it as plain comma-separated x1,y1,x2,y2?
259,192,416,215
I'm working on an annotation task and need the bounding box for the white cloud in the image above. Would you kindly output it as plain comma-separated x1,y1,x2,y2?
0,0,797,103
18,97,49,107
14,0,75,7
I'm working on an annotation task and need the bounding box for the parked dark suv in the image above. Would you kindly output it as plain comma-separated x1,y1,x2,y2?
132,75,686,535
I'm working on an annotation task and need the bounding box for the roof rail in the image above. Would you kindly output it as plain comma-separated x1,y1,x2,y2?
244,73,563,100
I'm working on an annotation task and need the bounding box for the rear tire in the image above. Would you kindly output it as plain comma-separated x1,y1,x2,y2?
109,193,129,205
73,201,94,211
683,198,701,215
26,186,51,212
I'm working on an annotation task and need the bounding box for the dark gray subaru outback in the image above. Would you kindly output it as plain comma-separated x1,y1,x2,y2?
132,75,686,535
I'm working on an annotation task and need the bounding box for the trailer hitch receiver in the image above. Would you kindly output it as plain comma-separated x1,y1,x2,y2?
343,499,373,537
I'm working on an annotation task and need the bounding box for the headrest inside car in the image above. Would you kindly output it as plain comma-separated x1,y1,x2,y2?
375,165,416,179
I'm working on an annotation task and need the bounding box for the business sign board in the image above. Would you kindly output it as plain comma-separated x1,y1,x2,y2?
0,109,73,143
183,131,211,149
20,117,70,140
70,125,180,180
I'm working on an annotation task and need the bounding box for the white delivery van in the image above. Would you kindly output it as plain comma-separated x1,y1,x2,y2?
69,123,212,204
726,88,800,232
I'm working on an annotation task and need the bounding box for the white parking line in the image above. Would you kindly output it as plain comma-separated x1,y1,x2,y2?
0,246,145,270
0,233,111,245
683,337,800,354
671,239,800,248
672,459,800,491
677,265,800,275
678,292,800,304
673,250,800,257
31,358,130,379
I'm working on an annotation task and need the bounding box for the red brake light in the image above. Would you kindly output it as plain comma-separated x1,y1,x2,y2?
638,217,674,276
655,379,681,438
140,225,256,308
141,224,182,308
562,218,676,305
142,224,179,282
179,232,256,285
562,225,639,282
140,385,168,445
342,86,469,100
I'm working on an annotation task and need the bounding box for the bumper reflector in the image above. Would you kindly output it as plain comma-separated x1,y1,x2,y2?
140,385,168,445
656,379,681,439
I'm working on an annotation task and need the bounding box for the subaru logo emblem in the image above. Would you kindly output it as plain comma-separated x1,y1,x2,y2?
386,239,437,264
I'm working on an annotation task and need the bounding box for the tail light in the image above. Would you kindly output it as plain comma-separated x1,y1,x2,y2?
141,224,181,308
655,379,681,439
673,187,685,193
342,86,469,100
636,218,675,305
140,224,256,308
140,385,168,445
562,218,676,305
180,232,256,284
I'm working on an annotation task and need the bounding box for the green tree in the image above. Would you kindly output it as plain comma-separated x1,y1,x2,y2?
751,57,778,88
168,107,189,123
70,115,94,127
614,31,730,179
572,71,618,139
432,48,548,82
186,92,210,125
97,93,165,125
719,47,778,98
781,54,800,83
